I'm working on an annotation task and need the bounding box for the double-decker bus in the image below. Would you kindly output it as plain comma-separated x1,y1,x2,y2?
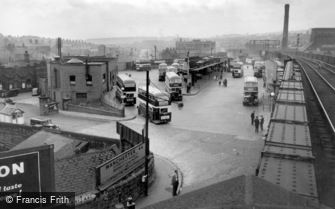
137,86,172,124
165,72,183,101
115,74,137,106
158,63,168,81
135,60,151,71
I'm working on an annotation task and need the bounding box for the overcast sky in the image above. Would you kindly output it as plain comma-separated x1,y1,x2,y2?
1,0,334,39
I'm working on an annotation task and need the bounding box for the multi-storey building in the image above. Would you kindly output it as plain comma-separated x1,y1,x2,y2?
176,39,216,57
47,56,117,108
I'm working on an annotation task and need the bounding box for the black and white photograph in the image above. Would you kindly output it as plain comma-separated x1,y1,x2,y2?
0,0,335,208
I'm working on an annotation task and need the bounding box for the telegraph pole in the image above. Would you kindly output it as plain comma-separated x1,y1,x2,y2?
144,67,150,196
296,34,300,54
154,45,157,60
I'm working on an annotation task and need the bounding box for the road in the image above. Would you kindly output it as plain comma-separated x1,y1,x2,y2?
12,65,271,190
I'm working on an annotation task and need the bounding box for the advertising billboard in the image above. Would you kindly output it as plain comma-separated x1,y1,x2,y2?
96,143,145,189
0,145,55,195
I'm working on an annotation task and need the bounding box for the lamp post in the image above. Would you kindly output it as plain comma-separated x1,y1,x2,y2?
270,92,275,112
144,67,150,196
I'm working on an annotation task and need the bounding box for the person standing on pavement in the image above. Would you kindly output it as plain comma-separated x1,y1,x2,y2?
251,111,255,125
126,196,136,209
223,78,227,87
260,115,264,131
254,116,259,133
171,170,179,196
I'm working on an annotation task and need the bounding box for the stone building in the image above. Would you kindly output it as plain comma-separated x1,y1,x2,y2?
176,39,216,57
0,60,47,92
47,56,118,109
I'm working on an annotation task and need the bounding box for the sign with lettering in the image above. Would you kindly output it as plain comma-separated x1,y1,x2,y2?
0,145,54,196
96,143,145,187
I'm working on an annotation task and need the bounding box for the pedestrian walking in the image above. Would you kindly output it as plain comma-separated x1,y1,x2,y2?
224,78,227,87
254,116,259,133
218,80,221,86
260,115,264,131
251,111,255,125
126,196,136,209
171,170,179,196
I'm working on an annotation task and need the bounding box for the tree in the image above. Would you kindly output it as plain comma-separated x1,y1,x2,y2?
160,48,178,60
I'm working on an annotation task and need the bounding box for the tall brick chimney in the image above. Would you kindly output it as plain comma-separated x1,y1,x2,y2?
281,4,289,49
57,37,62,59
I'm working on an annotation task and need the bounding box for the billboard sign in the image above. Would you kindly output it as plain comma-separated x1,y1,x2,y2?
0,145,55,195
96,143,145,188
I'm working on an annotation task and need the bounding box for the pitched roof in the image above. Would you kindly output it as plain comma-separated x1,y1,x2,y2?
143,175,320,209
66,58,84,64
11,130,78,160
55,149,117,195
0,105,24,116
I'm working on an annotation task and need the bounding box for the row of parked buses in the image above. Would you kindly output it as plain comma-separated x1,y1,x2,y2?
115,73,174,124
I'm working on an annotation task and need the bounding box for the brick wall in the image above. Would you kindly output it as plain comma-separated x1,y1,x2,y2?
0,122,41,151
76,154,155,209
66,104,124,117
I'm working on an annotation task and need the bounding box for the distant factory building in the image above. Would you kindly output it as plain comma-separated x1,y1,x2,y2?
47,56,118,109
176,39,216,57
306,28,335,53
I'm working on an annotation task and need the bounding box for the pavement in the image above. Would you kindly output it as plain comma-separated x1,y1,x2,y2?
136,154,184,209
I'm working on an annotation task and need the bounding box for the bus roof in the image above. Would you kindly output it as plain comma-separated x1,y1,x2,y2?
166,71,180,79
138,85,168,97
159,63,167,67
117,74,135,82
244,76,258,83
167,66,177,70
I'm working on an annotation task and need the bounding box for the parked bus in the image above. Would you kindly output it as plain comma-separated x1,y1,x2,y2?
253,61,265,78
165,72,183,101
115,74,137,106
137,86,172,124
158,63,168,81
231,63,243,78
135,60,151,71
243,76,259,106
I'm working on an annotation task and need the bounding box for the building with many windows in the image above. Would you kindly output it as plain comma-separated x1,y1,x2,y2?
47,56,117,109
176,39,216,57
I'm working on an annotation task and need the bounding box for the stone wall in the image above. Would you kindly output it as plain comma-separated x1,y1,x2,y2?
66,103,124,117
77,154,155,209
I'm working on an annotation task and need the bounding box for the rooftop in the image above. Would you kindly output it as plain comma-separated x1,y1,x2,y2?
55,149,118,194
